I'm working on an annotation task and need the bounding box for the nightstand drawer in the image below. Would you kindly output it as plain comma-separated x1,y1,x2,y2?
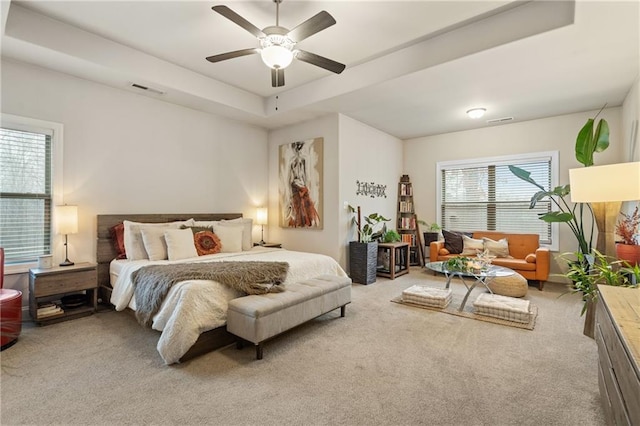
31,269,97,297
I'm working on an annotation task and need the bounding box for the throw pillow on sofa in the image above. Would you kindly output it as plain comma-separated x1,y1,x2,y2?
461,235,484,255
443,230,466,254
482,237,512,258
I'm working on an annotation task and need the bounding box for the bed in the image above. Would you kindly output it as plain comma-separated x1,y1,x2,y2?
96,213,347,364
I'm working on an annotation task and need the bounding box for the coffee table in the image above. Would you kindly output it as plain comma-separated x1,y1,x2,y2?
425,261,515,311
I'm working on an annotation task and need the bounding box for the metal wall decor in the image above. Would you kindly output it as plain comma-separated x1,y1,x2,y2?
356,180,387,198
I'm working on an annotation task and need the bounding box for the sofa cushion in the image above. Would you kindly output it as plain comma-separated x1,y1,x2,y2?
491,258,536,271
443,230,467,254
483,237,511,258
461,235,484,255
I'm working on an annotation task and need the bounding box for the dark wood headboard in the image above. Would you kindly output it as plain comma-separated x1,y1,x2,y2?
96,213,242,293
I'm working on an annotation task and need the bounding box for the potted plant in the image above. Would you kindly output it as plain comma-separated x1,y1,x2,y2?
419,221,441,248
615,205,640,266
348,205,390,284
559,249,638,338
382,229,401,243
509,109,610,256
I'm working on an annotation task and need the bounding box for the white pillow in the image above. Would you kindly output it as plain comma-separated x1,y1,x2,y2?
217,218,253,251
123,219,194,260
192,220,220,228
483,237,511,258
461,235,484,255
140,228,169,261
164,228,198,261
214,225,244,253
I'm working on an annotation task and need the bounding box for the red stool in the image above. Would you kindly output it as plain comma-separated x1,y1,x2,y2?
1,247,22,350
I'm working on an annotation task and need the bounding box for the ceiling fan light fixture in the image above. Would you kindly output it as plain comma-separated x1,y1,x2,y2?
466,108,487,119
261,45,294,69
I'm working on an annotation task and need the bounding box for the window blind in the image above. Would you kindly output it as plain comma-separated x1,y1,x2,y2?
0,127,52,263
440,158,552,244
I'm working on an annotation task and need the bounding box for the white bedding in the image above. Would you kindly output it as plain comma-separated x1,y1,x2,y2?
110,247,348,364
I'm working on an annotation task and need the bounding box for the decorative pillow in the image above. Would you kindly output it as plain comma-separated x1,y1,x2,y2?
525,253,537,263
218,218,253,251
123,220,193,260
214,225,244,253
140,228,169,261
164,228,198,261
438,248,450,256
194,231,222,256
192,220,220,228
461,235,484,255
181,225,213,234
109,222,126,259
482,237,511,258
442,230,464,254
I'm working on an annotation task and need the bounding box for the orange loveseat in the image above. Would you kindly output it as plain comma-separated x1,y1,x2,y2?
429,231,550,290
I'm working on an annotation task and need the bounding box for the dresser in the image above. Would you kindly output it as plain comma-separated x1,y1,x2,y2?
595,285,640,425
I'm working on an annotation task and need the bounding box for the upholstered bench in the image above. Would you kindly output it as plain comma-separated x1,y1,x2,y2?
226,275,352,360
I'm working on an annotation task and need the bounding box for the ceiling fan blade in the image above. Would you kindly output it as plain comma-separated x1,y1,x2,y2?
271,68,285,87
206,48,259,63
212,5,265,38
295,50,346,74
287,11,336,42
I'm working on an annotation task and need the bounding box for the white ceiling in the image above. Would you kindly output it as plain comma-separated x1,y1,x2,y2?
1,0,639,139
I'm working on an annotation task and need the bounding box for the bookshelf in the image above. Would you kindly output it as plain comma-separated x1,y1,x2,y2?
397,175,424,266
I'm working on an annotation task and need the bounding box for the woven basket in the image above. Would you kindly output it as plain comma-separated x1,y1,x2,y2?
349,241,378,285
487,272,528,298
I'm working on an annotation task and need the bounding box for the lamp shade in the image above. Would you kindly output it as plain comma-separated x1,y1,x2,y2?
56,205,78,235
256,207,268,226
569,162,640,202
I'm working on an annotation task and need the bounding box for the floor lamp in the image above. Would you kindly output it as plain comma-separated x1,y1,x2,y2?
569,161,640,256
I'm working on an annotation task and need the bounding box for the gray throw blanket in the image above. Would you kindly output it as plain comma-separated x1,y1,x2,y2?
132,261,289,328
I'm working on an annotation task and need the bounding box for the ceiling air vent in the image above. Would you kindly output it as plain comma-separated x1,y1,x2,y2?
130,83,165,95
486,117,513,124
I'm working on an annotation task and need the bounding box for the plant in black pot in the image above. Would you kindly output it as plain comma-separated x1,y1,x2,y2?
348,205,390,284
419,221,441,248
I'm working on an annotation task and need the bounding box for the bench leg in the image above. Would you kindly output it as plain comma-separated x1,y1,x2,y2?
236,339,244,350
256,344,263,360
340,305,346,317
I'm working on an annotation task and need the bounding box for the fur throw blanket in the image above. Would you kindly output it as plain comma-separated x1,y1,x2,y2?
132,261,289,327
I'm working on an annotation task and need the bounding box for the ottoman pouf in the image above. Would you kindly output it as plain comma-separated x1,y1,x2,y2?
473,293,532,323
402,285,452,308
487,272,528,297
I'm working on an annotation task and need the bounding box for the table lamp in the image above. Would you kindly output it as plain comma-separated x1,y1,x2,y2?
56,205,78,266
256,207,268,246
569,161,640,256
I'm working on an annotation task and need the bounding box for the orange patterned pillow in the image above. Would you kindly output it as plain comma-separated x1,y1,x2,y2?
194,231,221,256
438,248,450,256
525,253,536,263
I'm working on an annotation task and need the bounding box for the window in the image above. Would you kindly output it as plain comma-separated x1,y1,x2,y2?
0,114,63,266
437,151,559,250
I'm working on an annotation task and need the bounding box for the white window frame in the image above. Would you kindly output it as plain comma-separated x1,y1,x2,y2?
436,151,560,252
1,113,64,274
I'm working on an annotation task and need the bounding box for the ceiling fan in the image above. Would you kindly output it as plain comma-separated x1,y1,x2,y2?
206,0,346,88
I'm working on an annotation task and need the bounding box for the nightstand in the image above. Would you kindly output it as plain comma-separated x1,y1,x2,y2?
29,262,98,325
254,242,282,248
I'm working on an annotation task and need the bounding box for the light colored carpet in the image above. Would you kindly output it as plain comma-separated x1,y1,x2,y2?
1,269,605,425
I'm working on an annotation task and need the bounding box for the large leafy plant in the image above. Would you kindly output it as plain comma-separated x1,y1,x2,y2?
348,205,390,243
509,109,609,255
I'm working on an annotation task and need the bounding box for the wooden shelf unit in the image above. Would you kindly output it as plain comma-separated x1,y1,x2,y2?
397,175,424,266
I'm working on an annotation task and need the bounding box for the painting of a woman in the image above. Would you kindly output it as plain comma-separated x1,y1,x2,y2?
279,138,323,229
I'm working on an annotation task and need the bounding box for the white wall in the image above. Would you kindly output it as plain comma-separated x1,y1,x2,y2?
267,114,340,261
338,114,403,269
404,108,625,279
1,59,268,299
622,74,640,162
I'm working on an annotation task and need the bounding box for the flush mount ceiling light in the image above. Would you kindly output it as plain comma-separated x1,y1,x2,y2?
466,108,487,119
206,0,346,88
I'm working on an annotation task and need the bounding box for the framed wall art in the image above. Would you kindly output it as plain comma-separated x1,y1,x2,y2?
279,137,323,229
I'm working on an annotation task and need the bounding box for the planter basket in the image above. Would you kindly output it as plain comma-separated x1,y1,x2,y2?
349,241,378,285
